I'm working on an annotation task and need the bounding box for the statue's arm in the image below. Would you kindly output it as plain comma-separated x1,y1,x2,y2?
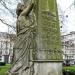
20,3,34,16
16,21,19,35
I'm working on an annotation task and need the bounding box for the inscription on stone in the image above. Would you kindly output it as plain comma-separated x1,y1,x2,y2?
31,10,62,61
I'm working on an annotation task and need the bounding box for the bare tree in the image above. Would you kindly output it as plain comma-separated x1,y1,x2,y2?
0,0,21,32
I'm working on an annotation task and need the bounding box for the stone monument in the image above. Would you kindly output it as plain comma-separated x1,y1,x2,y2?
8,0,63,75
29,0,63,75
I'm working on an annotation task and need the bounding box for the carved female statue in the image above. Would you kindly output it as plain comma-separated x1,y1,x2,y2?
9,2,36,75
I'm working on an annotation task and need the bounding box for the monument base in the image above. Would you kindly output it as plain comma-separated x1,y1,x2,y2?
33,62,63,75
8,62,63,75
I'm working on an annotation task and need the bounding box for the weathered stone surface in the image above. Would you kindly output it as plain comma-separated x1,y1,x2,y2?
33,63,63,75
30,0,62,61
8,2,35,75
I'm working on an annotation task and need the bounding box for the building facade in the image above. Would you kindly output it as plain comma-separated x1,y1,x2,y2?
0,32,16,63
61,31,75,64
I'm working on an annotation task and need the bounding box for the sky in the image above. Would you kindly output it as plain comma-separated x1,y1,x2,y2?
57,0,75,34
0,22,8,32
0,0,21,33
57,0,74,11
0,0,75,34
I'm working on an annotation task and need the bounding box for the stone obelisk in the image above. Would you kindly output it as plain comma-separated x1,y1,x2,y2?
29,0,63,75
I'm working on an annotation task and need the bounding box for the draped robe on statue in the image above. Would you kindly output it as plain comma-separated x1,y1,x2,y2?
9,3,36,75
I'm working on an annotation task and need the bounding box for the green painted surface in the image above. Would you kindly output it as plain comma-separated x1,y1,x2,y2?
31,0,62,61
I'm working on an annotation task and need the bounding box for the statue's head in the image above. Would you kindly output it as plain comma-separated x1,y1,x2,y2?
16,3,25,17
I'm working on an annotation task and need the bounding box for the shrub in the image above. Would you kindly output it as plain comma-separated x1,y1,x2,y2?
63,66,75,75
0,62,6,66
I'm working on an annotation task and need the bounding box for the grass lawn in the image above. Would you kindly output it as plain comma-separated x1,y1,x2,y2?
0,64,10,75
63,66,75,72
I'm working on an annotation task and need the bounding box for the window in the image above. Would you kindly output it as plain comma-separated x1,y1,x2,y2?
0,51,2,55
1,41,6,49
0,56,2,61
0,41,1,48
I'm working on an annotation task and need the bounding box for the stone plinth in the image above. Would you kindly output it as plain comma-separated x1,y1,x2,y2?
33,62,63,75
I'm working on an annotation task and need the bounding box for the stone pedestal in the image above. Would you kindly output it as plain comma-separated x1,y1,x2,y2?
33,62,63,75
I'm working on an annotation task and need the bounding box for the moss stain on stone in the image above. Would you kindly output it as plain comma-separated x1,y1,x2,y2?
32,0,62,60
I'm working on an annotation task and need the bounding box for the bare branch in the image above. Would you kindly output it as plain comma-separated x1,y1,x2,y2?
0,0,3,3
0,0,21,32
1,0,16,17
0,18,16,31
